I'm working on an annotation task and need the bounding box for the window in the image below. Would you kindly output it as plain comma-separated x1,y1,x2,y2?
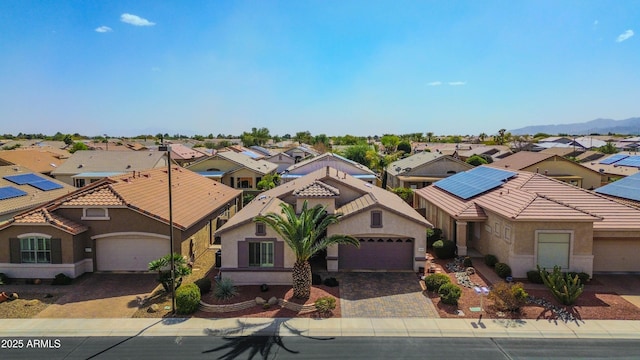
537,232,571,269
255,222,266,236
238,177,253,189
74,178,86,187
249,242,274,267
20,237,51,264
82,208,109,220
371,211,382,228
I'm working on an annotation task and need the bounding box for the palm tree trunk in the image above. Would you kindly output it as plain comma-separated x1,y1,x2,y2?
292,260,311,299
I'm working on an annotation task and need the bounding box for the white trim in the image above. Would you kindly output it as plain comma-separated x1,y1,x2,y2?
17,233,52,239
91,232,170,240
534,230,574,270
82,207,110,220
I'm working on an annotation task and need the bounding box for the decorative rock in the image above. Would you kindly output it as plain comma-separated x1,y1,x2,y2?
10,293,18,300
268,296,278,306
24,299,39,306
466,267,475,275
255,297,266,305
148,304,159,313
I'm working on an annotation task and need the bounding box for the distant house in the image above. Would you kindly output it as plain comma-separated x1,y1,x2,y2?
283,145,320,163
385,152,473,190
215,166,431,285
0,165,75,222
488,151,602,190
265,152,295,174
50,150,169,187
456,145,512,163
0,167,242,279
0,149,70,175
281,152,377,184
595,172,640,207
186,151,278,192
166,143,209,166
575,152,640,186
414,165,640,278
535,136,606,151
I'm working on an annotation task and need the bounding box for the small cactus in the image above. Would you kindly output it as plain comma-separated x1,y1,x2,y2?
538,265,584,305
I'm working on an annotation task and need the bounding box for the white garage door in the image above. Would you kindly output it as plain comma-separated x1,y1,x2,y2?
593,239,640,272
96,235,169,271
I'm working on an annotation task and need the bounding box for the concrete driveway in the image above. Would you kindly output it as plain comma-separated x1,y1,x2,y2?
34,273,159,318
335,272,439,318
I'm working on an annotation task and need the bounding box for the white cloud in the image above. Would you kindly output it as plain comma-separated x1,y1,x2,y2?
427,81,442,86
120,13,155,26
616,29,634,42
448,81,466,86
95,26,112,33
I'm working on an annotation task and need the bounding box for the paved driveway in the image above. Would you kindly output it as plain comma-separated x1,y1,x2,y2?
34,273,159,318
335,272,439,318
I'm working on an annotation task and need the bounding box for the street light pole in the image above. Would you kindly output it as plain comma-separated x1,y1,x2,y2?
160,143,176,315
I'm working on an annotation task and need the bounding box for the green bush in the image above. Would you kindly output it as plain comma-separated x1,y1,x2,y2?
432,239,456,259
214,277,238,301
462,256,473,267
51,273,72,285
494,263,512,279
484,254,498,267
526,270,544,284
488,282,528,312
194,277,212,294
424,273,451,291
0,273,9,285
175,283,201,314
426,228,443,248
568,272,590,284
438,283,462,305
539,265,584,305
314,296,337,317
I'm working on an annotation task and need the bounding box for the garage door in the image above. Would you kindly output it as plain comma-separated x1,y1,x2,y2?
593,239,640,272
339,238,413,270
96,235,169,271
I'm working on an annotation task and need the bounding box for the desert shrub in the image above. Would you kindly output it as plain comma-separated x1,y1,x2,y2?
432,239,456,259
176,283,201,314
214,277,238,301
312,273,322,285
194,277,212,294
484,254,498,267
51,273,72,285
0,273,9,285
494,263,512,279
314,296,337,316
424,273,451,292
462,256,473,267
438,283,462,305
568,272,590,284
323,277,339,287
526,270,544,284
488,282,529,312
426,228,443,248
539,265,584,305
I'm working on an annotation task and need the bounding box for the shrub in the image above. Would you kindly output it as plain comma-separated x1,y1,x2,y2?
526,270,544,284
488,282,529,312
314,296,337,317
194,277,212,294
0,273,9,285
432,239,456,259
176,283,201,314
424,273,451,292
438,283,462,305
484,254,498,268
539,265,584,305
462,256,473,267
323,277,339,287
568,272,590,284
214,277,238,301
426,228,443,248
494,263,512,279
51,273,72,285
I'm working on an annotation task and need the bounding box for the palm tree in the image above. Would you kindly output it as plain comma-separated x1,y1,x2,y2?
254,200,359,299
148,253,192,292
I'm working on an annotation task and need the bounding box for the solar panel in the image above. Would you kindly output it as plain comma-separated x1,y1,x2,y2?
616,156,640,168
29,180,64,191
595,173,640,202
599,154,628,165
434,166,516,199
0,186,28,200
4,173,63,191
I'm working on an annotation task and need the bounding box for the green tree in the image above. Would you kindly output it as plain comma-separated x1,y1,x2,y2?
63,134,74,145
148,253,192,292
397,141,412,154
294,131,313,145
68,142,88,153
466,155,488,166
380,134,400,154
255,201,359,298
599,141,618,154
240,127,271,146
342,144,370,167
257,173,281,190
426,132,434,142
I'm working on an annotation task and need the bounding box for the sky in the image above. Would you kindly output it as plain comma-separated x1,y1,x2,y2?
1,1,639,138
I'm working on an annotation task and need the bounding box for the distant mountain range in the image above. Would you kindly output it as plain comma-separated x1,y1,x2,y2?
510,117,640,136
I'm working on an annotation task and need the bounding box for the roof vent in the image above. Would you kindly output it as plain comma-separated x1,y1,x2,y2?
78,164,83,168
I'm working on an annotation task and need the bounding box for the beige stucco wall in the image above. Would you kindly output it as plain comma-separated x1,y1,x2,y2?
218,223,296,270
188,158,237,172
523,158,601,190
296,198,335,214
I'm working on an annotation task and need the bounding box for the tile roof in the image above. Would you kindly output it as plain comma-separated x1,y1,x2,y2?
62,186,126,207
168,143,209,161
293,181,340,197
285,152,376,175
487,151,556,170
10,208,88,235
416,167,640,230
51,150,167,176
387,152,443,176
0,149,68,174
213,151,277,175
580,152,640,177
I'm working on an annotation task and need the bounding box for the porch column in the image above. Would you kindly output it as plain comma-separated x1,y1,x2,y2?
326,244,339,272
456,221,468,256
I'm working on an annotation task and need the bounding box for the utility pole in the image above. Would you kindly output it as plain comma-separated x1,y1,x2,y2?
159,142,176,314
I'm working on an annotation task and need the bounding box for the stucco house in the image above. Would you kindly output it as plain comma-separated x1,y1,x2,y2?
488,151,602,190
0,167,241,279
50,150,170,187
414,166,640,278
186,151,278,193
281,152,378,184
385,152,473,190
0,149,70,176
215,166,432,285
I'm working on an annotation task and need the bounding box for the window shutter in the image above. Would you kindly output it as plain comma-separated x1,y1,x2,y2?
275,241,284,268
50,238,62,264
9,238,20,263
237,241,248,268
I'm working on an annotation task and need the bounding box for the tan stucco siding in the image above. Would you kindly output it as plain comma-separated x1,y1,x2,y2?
296,198,335,214
593,237,640,272
523,159,601,190
188,158,237,172
219,223,295,269
0,226,74,263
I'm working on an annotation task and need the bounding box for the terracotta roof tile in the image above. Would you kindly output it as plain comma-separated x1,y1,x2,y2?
13,208,88,235
62,186,125,207
293,181,340,197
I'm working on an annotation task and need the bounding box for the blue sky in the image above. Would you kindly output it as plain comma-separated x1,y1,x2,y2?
1,1,638,137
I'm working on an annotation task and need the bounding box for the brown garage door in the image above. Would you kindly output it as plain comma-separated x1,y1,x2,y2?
339,238,413,270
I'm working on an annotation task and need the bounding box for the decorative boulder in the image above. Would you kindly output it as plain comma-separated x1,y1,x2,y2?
268,296,278,306
255,297,266,305
148,304,160,313
466,267,475,275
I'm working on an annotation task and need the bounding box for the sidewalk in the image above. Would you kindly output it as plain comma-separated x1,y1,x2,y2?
2,317,640,339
